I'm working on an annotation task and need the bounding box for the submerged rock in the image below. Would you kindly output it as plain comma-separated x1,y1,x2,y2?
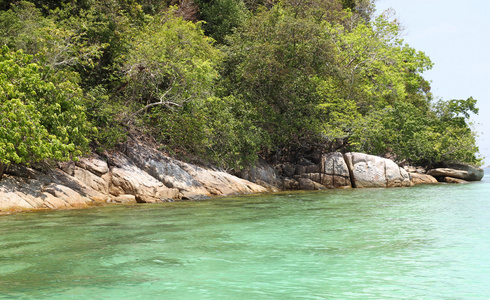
109,194,137,204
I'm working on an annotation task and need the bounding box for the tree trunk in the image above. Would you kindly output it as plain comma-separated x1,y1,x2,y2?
0,161,4,180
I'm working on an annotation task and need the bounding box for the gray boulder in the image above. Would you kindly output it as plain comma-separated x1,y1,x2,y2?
344,153,411,188
321,152,351,188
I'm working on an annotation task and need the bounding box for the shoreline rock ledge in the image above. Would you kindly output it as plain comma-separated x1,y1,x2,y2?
0,140,484,213
241,152,413,190
427,163,484,182
0,139,269,213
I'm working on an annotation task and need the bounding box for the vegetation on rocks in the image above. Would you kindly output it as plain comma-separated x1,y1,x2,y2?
0,0,482,177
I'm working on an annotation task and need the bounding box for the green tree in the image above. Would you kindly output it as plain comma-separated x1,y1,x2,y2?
122,8,221,118
222,5,345,159
350,98,481,166
0,47,94,177
328,15,433,113
197,0,250,44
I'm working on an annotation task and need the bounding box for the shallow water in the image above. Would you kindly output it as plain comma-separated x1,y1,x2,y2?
1,174,489,299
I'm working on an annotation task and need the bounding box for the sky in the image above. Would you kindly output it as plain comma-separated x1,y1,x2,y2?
375,0,490,166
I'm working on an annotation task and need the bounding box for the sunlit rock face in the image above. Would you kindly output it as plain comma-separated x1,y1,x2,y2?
247,152,412,190
0,141,267,212
343,153,411,188
409,173,438,185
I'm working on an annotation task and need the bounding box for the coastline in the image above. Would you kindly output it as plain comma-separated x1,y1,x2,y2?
0,137,484,215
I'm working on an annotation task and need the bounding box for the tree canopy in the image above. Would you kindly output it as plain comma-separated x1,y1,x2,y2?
0,0,482,173
0,46,93,172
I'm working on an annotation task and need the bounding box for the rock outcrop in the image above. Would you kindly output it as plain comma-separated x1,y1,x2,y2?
239,159,282,192
427,164,484,181
239,154,482,190
290,153,352,189
0,139,267,213
247,152,412,190
1,139,482,213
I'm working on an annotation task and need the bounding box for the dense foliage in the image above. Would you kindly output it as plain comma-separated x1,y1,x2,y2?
0,46,93,169
0,0,482,173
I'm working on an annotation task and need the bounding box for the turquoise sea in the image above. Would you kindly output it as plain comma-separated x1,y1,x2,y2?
1,170,489,299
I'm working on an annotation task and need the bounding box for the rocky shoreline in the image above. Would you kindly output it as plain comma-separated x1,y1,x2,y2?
239,152,483,189
0,137,484,214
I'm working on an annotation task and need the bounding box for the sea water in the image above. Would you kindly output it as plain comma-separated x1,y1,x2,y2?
0,172,489,299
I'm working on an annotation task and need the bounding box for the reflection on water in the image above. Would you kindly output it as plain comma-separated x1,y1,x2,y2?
1,180,489,299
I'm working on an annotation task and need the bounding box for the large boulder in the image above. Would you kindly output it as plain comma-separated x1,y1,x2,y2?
427,164,484,181
385,159,412,187
344,153,386,188
291,153,351,190
321,152,351,188
343,153,411,188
